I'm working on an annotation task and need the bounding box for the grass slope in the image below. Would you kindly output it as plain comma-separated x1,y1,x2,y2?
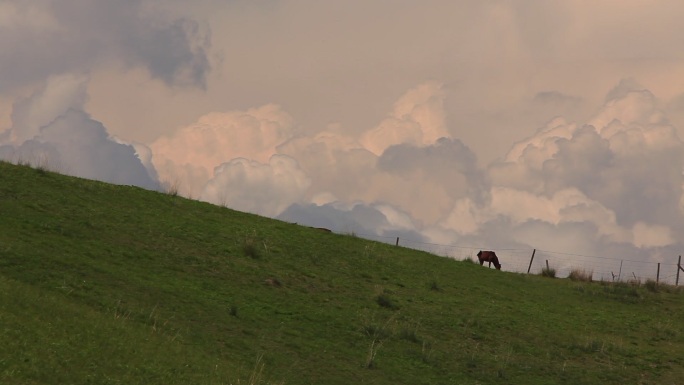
1,161,683,385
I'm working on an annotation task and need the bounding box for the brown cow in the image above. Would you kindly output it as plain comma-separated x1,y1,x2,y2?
477,250,501,270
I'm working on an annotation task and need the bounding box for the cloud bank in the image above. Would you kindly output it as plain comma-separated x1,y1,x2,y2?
0,74,159,190
3,67,681,280
145,78,684,281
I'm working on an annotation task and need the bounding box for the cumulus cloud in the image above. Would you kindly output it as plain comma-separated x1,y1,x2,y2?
371,138,489,226
360,82,449,156
277,86,486,228
0,0,211,92
150,104,297,197
378,138,487,201
200,155,310,217
276,131,376,203
483,85,684,255
7,73,90,144
150,81,485,236
632,222,674,248
0,74,159,190
153,77,684,272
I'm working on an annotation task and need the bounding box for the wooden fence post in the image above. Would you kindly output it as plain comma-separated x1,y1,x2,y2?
545,260,550,271
527,249,536,274
618,260,623,282
395,237,399,246
656,263,660,285
677,255,682,286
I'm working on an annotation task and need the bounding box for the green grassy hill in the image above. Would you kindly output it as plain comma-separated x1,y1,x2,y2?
1,160,683,385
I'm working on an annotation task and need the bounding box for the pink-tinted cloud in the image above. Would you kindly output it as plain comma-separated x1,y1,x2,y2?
150,104,296,197
360,82,449,156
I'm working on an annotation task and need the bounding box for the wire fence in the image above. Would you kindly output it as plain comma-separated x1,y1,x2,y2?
352,232,684,286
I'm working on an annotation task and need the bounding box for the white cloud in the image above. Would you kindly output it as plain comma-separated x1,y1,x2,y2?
200,155,310,217
276,131,375,202
480,85,684,257
439,198,482,236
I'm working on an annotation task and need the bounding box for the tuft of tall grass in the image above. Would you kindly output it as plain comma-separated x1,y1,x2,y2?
541,266,556,278
161,178,181,197
242,232,263,259
568,268,593,282
421,340,433,363
365,339,383,369
645,279,658,292
361,312,396,369
398,321,422,344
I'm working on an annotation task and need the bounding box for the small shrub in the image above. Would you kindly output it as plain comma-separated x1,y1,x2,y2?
242,235,261,259
363,244,376,258
398,324,421,344
361,312,396,369
162,179,181,197
645,279,658,292
568,268,593,282
376,293,399,310
541,266,556,278
35,164,48,175
33,154,54,174
429,279,442,291
361,312,395,341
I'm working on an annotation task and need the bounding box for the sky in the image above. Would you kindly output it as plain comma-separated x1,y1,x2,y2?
3,0,684,280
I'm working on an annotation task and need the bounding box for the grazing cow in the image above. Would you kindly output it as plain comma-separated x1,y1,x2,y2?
477,250,502,270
